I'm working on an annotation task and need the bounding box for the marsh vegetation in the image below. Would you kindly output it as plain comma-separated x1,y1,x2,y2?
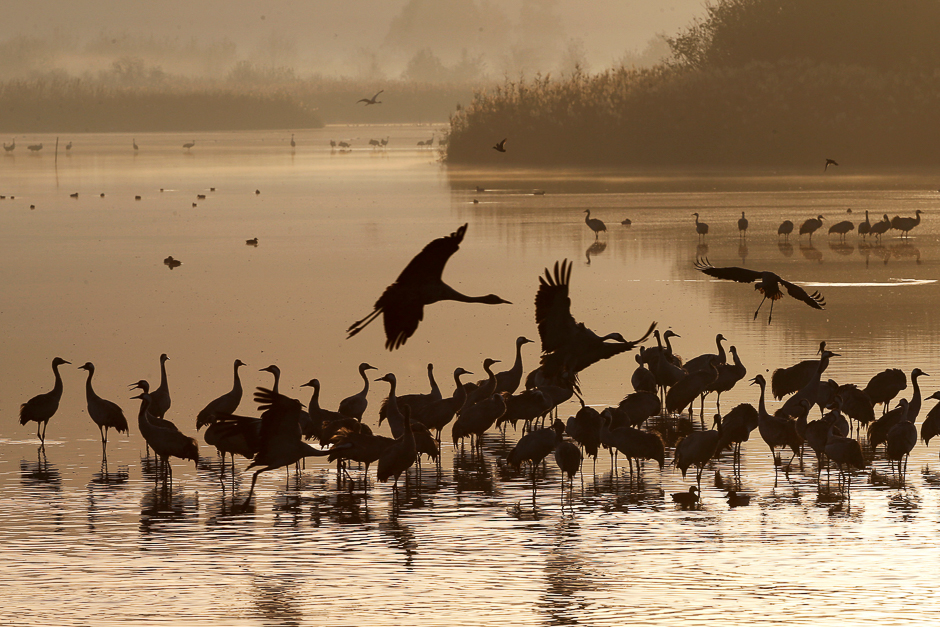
446,0,940,167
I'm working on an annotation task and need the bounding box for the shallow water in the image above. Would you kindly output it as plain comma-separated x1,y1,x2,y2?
3,127,940,625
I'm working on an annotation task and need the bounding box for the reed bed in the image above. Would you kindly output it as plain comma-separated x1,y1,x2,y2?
446,0,940,168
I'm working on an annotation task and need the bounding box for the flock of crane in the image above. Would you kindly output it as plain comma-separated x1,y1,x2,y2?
16,214,937,509
583,205,926,244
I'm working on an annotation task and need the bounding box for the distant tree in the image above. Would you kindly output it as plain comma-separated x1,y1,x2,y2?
668,0,940,70
403,49,449,83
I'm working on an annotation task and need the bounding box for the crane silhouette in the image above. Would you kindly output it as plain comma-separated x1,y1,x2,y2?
891,210,923,238
78,362,129,450
694,258,825,324
692,212,709,239
777,220,794,240
533,259,655,388
3,139,14,152
583,209,606,240
858,210,871,238
132,393,198,483
347,223,511,350
337,362,377,421
738,212,748,239
493,138,507,152
20,357,70,446
800,215,824,241
196,359,246,430
183,140,195,150
357,90,384,105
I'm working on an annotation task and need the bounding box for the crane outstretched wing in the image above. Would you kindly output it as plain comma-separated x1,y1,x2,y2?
347,224,467,349
694,258,763,284
535,260,577,354
392,223,466,287
780,278,826,310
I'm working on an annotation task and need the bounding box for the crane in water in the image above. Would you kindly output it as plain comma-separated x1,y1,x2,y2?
20,357,70,446
692,213,709,239
347,223,511,350
738,212,749,239
777,220,794,240
694,258,825,324
183,140,195,150
583,209,607,240
78,362,129,451
800,215,824,241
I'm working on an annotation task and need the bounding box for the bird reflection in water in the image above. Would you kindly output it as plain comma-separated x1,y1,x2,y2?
316,489,372,526
86,462,129,532
696,242,709,259
90,457,129,486
585,240,606,265
598,473,664,513
887,489,921,523
139,483,196,534
539,517,597,625
777,240,794,258
890,242,922,264
800,242,823,263
453,446,495,496
20,449,61,489
251,574,303,627
828,240,854,256
737,242,748,264
380,514,418,569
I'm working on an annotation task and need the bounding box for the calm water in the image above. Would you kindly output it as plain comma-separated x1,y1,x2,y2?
2,127,940,626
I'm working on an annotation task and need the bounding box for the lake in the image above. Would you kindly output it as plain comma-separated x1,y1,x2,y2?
2,126,940,626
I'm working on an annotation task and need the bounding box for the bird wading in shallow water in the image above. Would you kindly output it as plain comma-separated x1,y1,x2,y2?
346,223,511,350
694,258,825,324
20,357,70,446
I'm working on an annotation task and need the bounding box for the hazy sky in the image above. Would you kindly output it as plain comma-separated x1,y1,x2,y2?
1,1,706,76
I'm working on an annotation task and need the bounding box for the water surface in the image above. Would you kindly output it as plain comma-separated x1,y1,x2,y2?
2,127,940,626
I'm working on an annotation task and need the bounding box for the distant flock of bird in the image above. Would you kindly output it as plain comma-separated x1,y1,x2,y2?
17,219,938,509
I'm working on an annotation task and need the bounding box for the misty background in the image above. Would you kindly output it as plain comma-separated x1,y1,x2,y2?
0,0,698,83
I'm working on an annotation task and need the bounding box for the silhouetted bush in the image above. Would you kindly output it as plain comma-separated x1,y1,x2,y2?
446,0,940,167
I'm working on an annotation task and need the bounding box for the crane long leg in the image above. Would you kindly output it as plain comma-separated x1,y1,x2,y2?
245,469,264,506
346,308,382,337
753,296,768,321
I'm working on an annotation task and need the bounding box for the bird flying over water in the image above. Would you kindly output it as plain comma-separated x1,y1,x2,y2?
493,138,507,153
825,158,839,171
534,259,656,387
357,90,384,105
694,258,825,324
347,223,511,350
